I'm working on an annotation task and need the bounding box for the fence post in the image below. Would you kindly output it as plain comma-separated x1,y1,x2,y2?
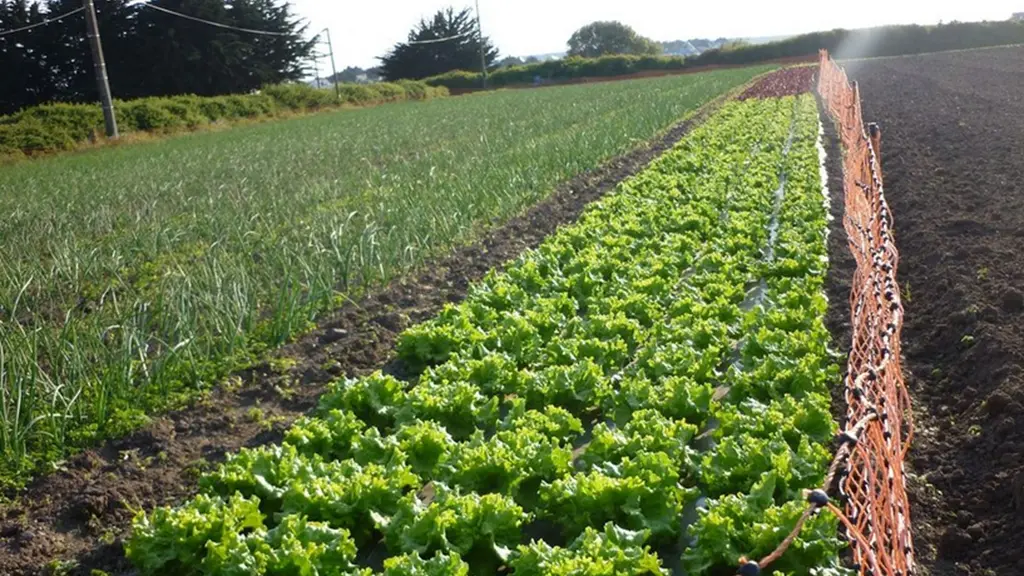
868,122,882,168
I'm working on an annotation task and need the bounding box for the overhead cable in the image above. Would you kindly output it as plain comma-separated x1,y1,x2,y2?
0,6,84,38
404,30,474,45
138,3,291,36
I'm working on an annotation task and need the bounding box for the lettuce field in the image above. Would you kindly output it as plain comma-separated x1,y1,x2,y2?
122,93,852,575
0,66,773,484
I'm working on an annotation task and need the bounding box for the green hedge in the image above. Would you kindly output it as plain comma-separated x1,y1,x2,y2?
0,81,448,157
425,20,1024,90
426,55,689,90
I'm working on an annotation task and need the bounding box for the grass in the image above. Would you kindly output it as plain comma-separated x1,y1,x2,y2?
0,64,772,486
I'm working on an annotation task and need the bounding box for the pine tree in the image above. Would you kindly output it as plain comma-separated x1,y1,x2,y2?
379,7,498,81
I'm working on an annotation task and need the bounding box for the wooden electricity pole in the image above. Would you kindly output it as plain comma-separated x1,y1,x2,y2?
83,0,118,138
475,0,488,89
322,28,340,101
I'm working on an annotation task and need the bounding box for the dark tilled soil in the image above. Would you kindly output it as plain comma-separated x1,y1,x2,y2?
0,90,734,576
818,96,855,425
845,46,1024,576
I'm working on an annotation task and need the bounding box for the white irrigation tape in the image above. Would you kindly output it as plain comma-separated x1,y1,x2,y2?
0,6,84,38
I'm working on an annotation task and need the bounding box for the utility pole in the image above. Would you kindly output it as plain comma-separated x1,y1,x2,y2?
83,0,118,138
475,0,488,89
322,28,340,101
312,54,321,89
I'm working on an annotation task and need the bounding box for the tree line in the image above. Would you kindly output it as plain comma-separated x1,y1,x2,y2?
377,12,659,82
0,0,314,115
1,0,671,116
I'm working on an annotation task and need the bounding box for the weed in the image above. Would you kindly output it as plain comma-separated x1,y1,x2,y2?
246,407,266,424
274,382,297,401
222,375,244,393
269,357,298,374
184,458,210,479
44,560,78,576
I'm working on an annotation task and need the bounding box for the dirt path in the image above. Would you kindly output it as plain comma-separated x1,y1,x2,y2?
846,46,1024,576
0,91,734,576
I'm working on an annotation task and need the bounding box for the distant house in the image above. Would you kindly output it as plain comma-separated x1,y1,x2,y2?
1013,12,1024,21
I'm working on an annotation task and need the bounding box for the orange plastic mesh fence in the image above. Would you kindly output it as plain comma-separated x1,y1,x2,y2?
740,52,915,576
818,49,915,576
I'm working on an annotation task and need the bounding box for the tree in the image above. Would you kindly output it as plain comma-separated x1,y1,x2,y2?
40,0,143,102
125,0,314,98
378,6,498,81
0,0,314,114
0,0,58,114
496,55,523,68
567,21,661,58
720,39,751,51
328,66,382,84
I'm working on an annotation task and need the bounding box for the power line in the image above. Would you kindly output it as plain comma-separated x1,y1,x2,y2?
404,30,474,45
137,3,292,37
0,6,84,38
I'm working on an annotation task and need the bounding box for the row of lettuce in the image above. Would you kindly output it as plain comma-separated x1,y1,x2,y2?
0,81,447,158
126,94,850,575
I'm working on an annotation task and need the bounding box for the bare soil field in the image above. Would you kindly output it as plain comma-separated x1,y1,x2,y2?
847,46,1024,575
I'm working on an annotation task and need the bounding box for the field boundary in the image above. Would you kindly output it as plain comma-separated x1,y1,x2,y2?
817,49,915,576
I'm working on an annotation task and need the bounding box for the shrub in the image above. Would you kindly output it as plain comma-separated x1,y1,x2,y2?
194,96,233,122
0,79,442,157
262,84,335,111
0,118,75,155
337,84,380,106
223,94,277,119
117,99,184,131
427,85,449,99
163,97,207,128
424,70,481,90
10,103,103,143
394,79,427,100
371,82,407,102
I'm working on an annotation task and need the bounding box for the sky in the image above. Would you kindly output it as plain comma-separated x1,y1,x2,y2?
289,0,1022,70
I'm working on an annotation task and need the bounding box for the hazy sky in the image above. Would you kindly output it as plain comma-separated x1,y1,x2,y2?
289,0,1021,70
